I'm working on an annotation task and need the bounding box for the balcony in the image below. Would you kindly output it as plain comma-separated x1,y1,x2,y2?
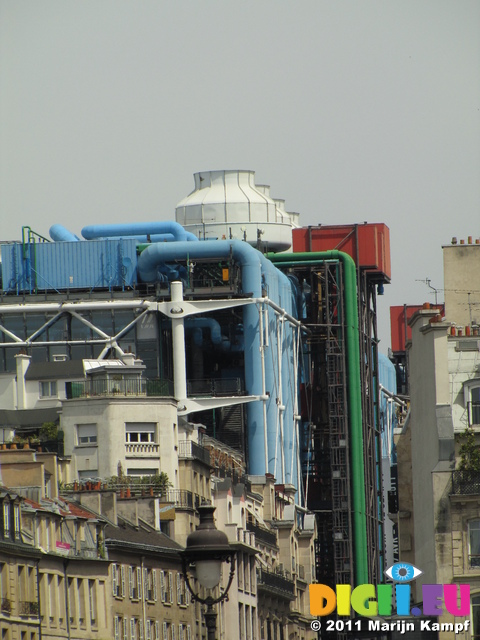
451,470,480,496
177,440,210,466
186,378,244,397
0,598,11,614
125,443,160,456
66,378,174,399
257,568,295,599
164,489,194,509
246,521,277,547
19,600,39,616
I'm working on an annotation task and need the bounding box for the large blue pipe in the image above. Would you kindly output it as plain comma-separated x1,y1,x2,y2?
82,222,198,242
49,224,80,242
138,240,298,485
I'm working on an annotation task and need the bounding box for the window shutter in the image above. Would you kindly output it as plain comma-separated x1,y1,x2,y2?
178,624,184,640
155,621,160,640
171,624,176,640
114,616,120,640
146,620,151,640
163,622,168,640
153,569,157,602
176,573,181,605
160,570,165,603
168,571,173,604
187,626,192,640
129,567,134,599
130,618,136,640
112,565,118,596
136,567,142,599
123,617,129,640
144,568,149,599
121,565,126,597
139,619,144,640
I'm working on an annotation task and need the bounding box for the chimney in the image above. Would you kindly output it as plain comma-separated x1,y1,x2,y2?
15,353,31,410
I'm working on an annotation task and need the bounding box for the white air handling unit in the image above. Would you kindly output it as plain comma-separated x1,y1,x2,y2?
175,170,298,252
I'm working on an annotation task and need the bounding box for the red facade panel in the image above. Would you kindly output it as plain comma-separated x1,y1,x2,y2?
292,223,391,280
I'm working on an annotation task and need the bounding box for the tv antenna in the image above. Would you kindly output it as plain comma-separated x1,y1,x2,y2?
415,278,440,305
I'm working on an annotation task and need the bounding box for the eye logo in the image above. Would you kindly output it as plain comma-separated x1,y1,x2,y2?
385,562,422,583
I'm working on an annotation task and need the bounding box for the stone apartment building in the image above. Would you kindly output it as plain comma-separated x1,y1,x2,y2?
396,237,480,639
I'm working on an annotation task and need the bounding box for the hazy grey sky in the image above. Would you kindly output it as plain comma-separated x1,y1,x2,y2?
1,1,479,350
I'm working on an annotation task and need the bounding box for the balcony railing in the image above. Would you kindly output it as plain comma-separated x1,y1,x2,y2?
125,443,160,456
164,489,194,509
186,378,244,397
66,378,174,399
177,440,211,466
451,470,480,496
257,568,295,599
19,600,39,616
246,521,277,547
0,598,11,614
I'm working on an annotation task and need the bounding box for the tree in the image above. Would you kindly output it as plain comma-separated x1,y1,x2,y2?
458,426,480,475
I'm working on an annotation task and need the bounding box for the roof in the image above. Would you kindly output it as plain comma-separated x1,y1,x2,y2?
0,408,59,427
25,360,85,381
104,517,183,554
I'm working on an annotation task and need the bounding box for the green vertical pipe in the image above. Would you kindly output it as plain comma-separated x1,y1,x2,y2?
267,250,368,585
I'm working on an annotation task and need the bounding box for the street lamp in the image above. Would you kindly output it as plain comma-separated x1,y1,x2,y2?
181,505,236,640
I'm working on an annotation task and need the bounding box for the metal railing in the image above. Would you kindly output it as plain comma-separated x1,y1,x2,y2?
125,443,160,455
186,378,244,397
0,598,11,614
451,470,480,495
164,489,194,509
19,600,39,616
256,568,295,598
246,521,277,547
66,378,174,399
177,440,211,466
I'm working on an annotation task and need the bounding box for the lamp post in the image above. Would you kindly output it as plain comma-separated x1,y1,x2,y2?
181,505,236,640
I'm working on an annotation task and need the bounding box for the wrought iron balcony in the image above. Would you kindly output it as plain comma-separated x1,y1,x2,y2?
246,521,277,547
257,568,295,599
177,440,211,466
0,598,11,614
19,600,39,616
451,470,480,496
164,489,194,509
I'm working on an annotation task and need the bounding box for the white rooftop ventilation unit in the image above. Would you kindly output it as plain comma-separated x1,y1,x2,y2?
175,170,298,252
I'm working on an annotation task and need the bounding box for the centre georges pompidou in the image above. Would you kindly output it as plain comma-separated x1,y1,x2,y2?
0,172,391,633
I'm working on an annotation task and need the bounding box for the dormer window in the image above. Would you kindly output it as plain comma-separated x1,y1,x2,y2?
40,381,57,398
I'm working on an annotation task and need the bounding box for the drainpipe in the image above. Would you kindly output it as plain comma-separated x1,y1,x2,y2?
63,559,71,640
36,559,42,640
268,250,368,586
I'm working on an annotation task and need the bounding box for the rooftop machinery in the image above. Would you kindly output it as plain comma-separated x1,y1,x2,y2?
0,172,391,610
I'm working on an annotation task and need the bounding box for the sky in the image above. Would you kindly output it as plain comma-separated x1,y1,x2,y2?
1,1,479,352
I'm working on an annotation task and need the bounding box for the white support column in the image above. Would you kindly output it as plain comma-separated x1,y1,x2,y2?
171,281,187,403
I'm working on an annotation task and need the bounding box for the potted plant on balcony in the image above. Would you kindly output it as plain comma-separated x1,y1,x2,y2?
457,426,480,491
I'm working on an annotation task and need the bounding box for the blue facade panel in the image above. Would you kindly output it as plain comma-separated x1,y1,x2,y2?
0,239,138,293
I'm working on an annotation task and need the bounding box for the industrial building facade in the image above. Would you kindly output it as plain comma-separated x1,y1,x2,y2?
0,170,391,638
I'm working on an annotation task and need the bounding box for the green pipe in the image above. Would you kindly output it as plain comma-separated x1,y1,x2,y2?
268,250,368,586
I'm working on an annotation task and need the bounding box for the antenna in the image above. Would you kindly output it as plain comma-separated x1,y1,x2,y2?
415,277,440,305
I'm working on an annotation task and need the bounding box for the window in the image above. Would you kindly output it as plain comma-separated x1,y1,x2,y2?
125,423,156,443
3,503,10,538
114,616,121,640
472,594,480,639
144,568,156,602
123,617,129,640
472,387,480,426
160,571,174,604
176,573,187,606
88,580,96,625
130,618,137,640
128,567,141,600
40,381,57,398
13,504,20,539
76,424,98,446
470,520,480,567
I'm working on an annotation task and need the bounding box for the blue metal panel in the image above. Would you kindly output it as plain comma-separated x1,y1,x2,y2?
1,239,138,292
